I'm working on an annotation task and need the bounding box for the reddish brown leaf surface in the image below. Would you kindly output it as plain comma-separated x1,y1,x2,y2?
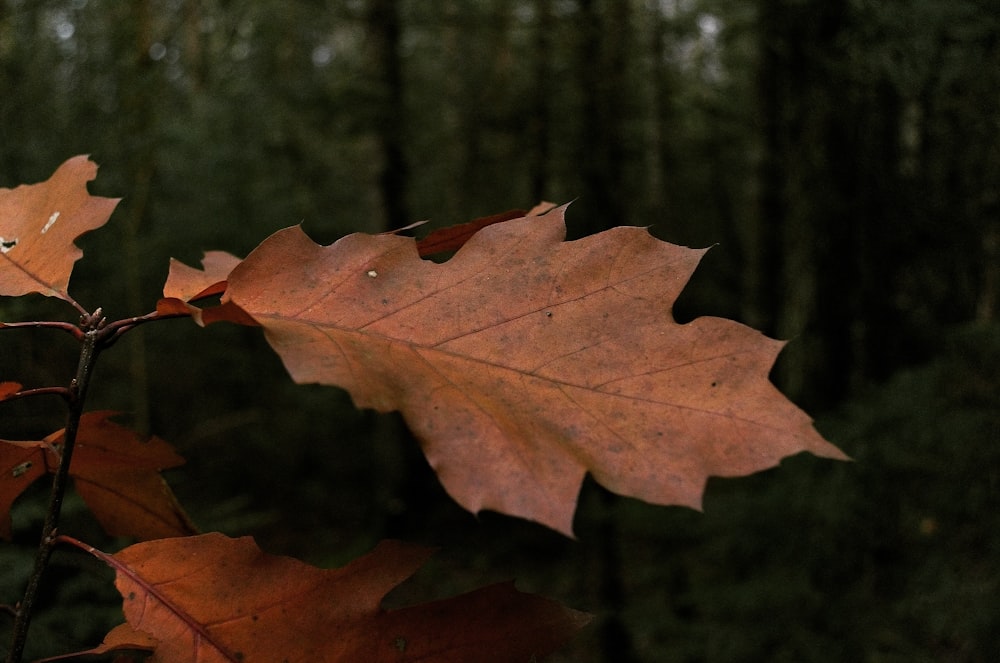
156,251,257,326
34,624,157,662
78,532,587,662
226,207,847,535
0,381,21,401
0,156,119,304
0,440,47,538
0,412,195,540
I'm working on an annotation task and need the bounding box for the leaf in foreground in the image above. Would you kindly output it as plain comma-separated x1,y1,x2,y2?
74,532,588,662
0,155,118,304
0,411,196,540
226,207,848,535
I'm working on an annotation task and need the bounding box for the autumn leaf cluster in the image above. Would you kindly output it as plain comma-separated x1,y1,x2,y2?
1,157,845,661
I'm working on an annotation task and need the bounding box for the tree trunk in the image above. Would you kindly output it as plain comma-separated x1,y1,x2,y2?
755,0,854,406
528,0,555,204
366,0,409,232
575,0,632,235
120,0,159,434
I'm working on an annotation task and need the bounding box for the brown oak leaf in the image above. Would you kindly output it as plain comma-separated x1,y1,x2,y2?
0,156,118,305
225,206,847,536
70,532,588,662
0,381,22,401
156,251,257,326
33,624,158,662
0,411,196,540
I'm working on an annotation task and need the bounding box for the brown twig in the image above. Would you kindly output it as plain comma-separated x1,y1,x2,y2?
5,315,103,663
0,386,72,402
0,320,84,340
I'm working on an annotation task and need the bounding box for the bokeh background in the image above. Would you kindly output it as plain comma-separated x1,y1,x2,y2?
1,1,997,661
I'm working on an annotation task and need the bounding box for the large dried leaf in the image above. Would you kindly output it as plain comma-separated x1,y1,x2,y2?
226,207,847,535
0,156,118,303
0,412,195,540
80,532,588,662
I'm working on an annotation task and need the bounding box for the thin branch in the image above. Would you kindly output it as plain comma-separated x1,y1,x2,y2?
65,297,89,319
3,308,181,662
100,310,190,347
0,320,84,340
1,309,188,346
0,386,72,402
50,534,96,554
103,309,188,333
5,325,102,663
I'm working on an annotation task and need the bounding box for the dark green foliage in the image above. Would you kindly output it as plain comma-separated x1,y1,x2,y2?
601,323,999,662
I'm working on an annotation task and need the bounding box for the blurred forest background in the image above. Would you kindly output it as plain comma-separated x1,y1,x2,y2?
1,0,998,661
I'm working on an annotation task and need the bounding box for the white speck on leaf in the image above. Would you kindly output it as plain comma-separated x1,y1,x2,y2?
367,270,378,278
0,237,18,254
42,211,60,233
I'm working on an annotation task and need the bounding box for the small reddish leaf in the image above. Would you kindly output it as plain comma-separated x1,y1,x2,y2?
82,533,587,662
157,251,257,326
0,381,22,401
161,251,239,302
0,440,48,539
0,412,196,540
416,208,527,257
94,623,159,655
0,156,119,303
415,202,557,257
226,206,847,536
68,412,198,539
525,201,560,215
34,624,157,662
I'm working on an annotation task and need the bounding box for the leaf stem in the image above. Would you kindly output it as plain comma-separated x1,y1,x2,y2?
100,310,189,347
0,320,84,340
3,307,183,661
5,323,102,663
48,534,95,554
0,387,72,402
